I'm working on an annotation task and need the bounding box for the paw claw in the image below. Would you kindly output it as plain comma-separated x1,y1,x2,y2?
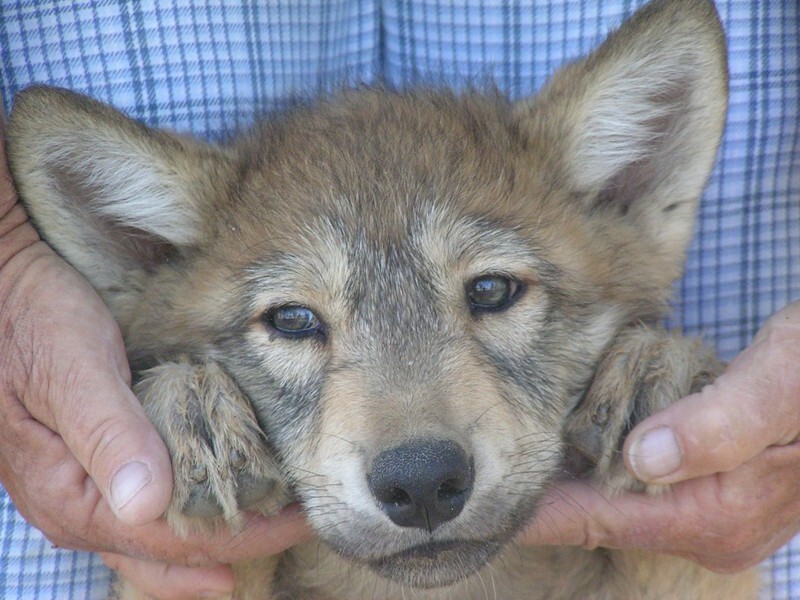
230,449,247,471
183,486,224,519
190,464,208,484
236,473,279,508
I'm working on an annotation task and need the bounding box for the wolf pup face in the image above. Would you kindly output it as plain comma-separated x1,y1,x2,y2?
8,0,727,589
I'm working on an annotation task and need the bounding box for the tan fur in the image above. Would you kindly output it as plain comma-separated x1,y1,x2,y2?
7,0,759,598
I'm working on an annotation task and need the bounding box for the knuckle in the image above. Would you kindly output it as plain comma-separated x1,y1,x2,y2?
759,306,800,346
751,328,800,401
580,518,611,551
688,402,742,473
184,548,220,568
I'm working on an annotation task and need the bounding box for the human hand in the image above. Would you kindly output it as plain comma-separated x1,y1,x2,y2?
522,300,800,573
0,107,310,599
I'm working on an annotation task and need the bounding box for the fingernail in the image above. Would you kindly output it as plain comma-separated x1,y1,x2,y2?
110,461,152,515
628,426,682,481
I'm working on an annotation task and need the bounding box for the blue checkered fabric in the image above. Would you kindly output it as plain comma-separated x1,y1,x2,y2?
1,1,797,598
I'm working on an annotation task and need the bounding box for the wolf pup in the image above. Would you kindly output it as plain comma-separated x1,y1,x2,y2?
8,0,760,597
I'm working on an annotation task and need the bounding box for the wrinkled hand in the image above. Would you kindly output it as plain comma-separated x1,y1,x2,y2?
522,300,800,573
0,109,310,599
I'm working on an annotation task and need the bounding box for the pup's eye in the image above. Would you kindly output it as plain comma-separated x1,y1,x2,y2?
467,275,521,312
266,305,323,337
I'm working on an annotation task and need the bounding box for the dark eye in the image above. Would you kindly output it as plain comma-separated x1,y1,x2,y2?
266,305,323,338
467,275,520,312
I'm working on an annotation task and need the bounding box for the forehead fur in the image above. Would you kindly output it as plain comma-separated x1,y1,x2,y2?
230,89,555,233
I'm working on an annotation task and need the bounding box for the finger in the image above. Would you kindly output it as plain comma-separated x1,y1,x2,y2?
521,478,738,558
519,481,679,549
100,553,235,600
623,301,800,484
106,504,313,567
180,504,314,565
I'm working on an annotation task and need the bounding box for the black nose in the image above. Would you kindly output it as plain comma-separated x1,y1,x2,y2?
368,439,473,532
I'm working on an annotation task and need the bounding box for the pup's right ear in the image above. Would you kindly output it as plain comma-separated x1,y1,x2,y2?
7,86,234,306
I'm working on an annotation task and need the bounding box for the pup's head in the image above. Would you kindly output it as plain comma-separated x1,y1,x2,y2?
8,0,727,587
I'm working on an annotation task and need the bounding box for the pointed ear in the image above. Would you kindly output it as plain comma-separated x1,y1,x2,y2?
515,0,728,265
7,86,234,303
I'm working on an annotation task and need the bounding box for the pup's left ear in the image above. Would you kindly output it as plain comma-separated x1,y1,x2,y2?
515,0,728,265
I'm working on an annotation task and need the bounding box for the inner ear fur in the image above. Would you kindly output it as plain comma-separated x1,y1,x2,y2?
514,0,728,271
7,86,235,305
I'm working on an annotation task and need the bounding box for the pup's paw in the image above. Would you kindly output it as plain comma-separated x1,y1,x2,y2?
562,325,724,491
135,357,290,534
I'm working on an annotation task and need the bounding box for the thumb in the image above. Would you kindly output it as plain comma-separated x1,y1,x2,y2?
54,364,175,526
623,301,800,484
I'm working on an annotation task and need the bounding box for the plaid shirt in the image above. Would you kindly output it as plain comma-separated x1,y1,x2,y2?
1,1,797,598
